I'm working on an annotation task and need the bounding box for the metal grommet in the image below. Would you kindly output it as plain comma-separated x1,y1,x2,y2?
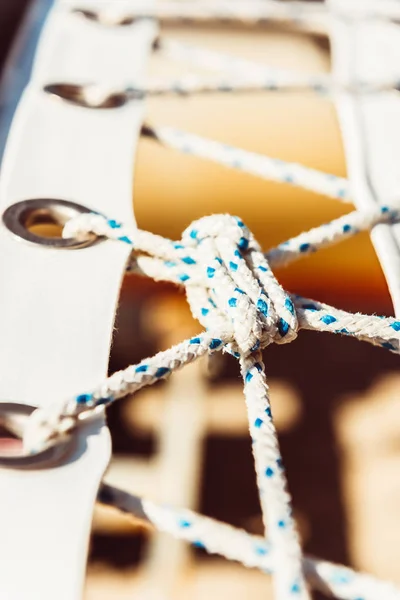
72,8,136,26
44,83,129,109
0,403,74,469
2,198,100,249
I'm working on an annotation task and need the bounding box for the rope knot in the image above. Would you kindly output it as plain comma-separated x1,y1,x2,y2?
183,214,251,250
181,214,298,355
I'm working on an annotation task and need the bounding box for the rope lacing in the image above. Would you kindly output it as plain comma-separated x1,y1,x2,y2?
181,214,298,354
29,212,314,598
21,208,400,600
15,2,400,598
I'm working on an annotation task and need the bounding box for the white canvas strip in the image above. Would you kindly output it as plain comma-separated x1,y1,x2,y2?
0,1,156,598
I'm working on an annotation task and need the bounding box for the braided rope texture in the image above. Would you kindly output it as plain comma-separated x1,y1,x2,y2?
28,2,400,598
25,202,400,600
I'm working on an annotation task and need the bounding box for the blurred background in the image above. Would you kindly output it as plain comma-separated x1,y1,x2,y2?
1,1,400,599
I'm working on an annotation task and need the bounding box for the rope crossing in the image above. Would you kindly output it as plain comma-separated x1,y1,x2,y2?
74,37,400,116
23,204,400,600
19,2,400,598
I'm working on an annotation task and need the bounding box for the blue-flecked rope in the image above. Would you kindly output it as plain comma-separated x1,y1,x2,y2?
141,124,350,202
74,1,326,28
75,1,400,29
23,208,400,600
182,214,306,598
61,204,399,301
74,36,399,108
98,484,400,600
129,73,331,96
28,3,399,597
151,37,331,95
119,76,397,99
152,38,399,96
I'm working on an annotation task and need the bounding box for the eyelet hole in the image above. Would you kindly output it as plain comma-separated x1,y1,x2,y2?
44,83,129,109
3,199,100,249
0,424,23,456
24,208,65,239
0,404,75,468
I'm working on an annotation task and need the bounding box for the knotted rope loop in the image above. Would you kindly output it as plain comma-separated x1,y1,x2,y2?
23,211,301,455
181,214,298,355
20,206,400,599
64,211,299,355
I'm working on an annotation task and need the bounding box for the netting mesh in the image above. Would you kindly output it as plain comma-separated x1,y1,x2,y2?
27,3,400,599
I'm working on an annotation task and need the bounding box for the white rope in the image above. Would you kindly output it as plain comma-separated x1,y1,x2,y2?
78,76,398,107
267,204,399,267
141,124,351,202
131,78,398,98
70,0,400,25
98,484,400,600
152,38,398,95
182,215,307,598
58,37,398,108
131,73,330,96
115,204,397,292
21,4,400,595
21,207,400,600
72,1,326,28
154,37,330,93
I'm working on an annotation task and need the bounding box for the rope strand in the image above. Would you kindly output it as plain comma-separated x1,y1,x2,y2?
73,2,326,28
98,483,400,600
141,125,351,201
21,209,400,600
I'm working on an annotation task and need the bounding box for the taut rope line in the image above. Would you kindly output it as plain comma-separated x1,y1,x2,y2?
23,204,400,600
1,1,399,598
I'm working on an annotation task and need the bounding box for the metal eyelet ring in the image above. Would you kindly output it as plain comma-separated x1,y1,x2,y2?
0,403,74,469
72,8,136,26
2,198,100,249
44,83,129,109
